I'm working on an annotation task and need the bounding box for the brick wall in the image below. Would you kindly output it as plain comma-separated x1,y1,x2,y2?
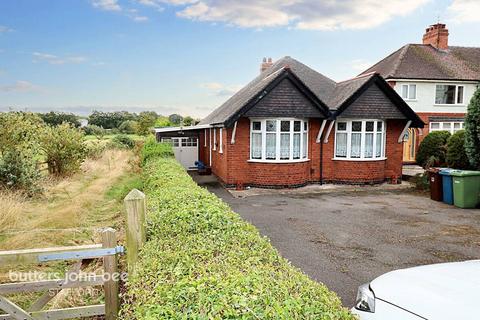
207,117,405,188
417,111,465,137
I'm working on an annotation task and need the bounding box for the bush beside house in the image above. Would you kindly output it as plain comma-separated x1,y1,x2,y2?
416,131,451,168
465,87,480,170
121,143,354,320
446,130,470,170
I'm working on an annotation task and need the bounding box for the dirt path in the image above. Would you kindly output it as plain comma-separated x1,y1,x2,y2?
0,149,133,250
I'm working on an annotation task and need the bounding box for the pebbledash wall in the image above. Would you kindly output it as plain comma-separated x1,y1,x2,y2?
199,117,406,189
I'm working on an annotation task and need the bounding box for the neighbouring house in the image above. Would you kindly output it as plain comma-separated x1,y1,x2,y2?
360,23,480,163
155,56,423,188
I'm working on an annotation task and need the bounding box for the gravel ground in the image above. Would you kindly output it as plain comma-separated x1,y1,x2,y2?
202,181,480,307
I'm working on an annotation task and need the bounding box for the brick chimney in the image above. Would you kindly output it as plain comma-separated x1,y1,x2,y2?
422,23,449,50
260,57,273,73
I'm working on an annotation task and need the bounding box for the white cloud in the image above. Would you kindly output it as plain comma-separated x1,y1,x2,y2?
200,82,242,96
0,25,13,33
33,52,88,65
157,0,431,30
0,81,42,93
133,15,149,21
91,0,122,11
447,0,480,23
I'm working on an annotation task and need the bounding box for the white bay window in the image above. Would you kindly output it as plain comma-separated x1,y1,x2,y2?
250,119,308,162
335,120,386,160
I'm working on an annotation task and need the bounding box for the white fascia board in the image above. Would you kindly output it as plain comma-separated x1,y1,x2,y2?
154,124,212,133
388,78,479,84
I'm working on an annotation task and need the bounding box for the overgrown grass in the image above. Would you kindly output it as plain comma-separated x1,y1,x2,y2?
121,143,354,319
0,191,23,233
0,148,140,309
106,173,143,202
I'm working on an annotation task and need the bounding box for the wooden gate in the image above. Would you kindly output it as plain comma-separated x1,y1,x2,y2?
0,228,122,320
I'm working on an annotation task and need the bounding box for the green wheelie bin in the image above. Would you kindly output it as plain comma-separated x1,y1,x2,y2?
451,170,480,208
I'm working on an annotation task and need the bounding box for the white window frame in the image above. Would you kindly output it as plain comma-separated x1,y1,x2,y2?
213,128,217,151
333,119,387,161
429,121,465,134
249,118,309,163
434,84,465,105
401,84,417,100
219,128,223,153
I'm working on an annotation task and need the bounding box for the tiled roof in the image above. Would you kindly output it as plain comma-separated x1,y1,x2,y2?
199,56,375,125
199,56,336,125
360,44,480,81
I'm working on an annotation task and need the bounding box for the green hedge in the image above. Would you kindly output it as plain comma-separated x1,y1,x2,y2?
446,130,471,169
140,136,174,165
416,131,451,168
121,145,354,319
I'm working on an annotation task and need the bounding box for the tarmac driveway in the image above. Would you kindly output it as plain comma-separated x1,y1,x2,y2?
205,183,480,306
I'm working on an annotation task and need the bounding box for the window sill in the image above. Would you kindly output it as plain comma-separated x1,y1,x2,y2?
403,99,417,102
434,104,466,107
332,157,387,162
248,159,310,164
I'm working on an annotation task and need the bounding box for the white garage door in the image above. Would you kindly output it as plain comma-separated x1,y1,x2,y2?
161,137,198,170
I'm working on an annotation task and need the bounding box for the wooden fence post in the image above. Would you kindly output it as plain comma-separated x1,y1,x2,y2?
124,189,146,275
102,228,119,320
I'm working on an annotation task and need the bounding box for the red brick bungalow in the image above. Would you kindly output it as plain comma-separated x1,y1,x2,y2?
156,57,424,188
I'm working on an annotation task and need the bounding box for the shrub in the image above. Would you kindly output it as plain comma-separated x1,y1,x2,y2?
446,130,471,169
465,87,480,169
0,112,44,156
0,150,42,195
140,136,174,165
83,124,107,139
120,146,354,320
119,120,138,134
416,131,451,168
84,140,107,160
112,134,136,149
0,112,44,195
41,124,87,176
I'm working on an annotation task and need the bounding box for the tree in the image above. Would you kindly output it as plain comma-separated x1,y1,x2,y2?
40,123,86,176
39,111,80,127
416,131,451,168
83,124,107,139
168,114,183,125
154,116,172,128
465,87,480,169
119,120,139,134
136,111,158,135
88,111,136,129
182,116,197,126
446,130,471,169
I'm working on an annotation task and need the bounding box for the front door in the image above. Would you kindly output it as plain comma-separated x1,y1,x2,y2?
402,128,416,162
162,137,199,169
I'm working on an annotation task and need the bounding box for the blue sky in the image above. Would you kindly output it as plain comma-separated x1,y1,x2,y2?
1,0,479,118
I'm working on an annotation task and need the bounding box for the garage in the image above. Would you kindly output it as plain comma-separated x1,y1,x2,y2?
160,137,198,169
155,125,210,170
